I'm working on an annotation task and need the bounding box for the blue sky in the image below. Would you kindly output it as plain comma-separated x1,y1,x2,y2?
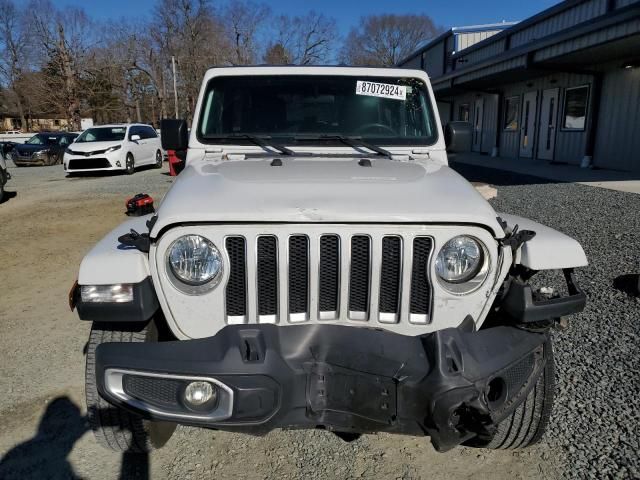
52,0,562,34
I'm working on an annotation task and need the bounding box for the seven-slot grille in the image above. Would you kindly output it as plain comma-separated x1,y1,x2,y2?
224,233,433,325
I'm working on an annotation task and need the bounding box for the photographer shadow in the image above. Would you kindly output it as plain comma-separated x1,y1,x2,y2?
0,397,149,480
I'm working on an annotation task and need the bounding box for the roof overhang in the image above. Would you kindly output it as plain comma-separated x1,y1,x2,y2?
432,3,640,95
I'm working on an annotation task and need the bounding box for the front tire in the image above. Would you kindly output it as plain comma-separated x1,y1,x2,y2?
466,341,555,449
125,154,135,175
85,321,176,452
154,150,163,169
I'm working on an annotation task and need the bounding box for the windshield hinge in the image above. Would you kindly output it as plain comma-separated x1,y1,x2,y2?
203,148,223,161
411,149,431,160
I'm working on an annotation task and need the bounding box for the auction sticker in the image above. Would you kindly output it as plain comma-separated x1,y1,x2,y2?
356,81,406,101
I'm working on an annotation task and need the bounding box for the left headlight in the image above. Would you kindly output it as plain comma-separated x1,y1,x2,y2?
167,235,223,293
105,145,122,153
435,235,489,294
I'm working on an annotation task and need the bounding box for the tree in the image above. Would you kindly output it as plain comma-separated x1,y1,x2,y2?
265,11,337,65
0,0,33,129
223,0,271,65
27,0,95,130
340,14,441,67
153,0,230,121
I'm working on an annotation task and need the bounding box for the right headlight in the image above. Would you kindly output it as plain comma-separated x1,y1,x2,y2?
166,235,223,294
105,145,122,153
435,235,489,294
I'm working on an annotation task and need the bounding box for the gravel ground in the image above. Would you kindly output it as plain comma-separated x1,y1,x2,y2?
0,159,638,479
452,162,640,480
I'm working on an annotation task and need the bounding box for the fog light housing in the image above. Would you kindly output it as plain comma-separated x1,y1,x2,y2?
116,160,122,167
183,381,218,410
80,284,133,303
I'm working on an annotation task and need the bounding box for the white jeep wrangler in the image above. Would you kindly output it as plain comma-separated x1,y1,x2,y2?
72,66,587,453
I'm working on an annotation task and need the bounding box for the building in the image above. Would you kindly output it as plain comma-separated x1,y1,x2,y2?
0,112,70,132
398,0,640,173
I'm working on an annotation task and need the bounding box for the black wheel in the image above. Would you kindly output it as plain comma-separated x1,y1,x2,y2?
85,321,176,452
125,154,135,175
154,150,163,169
466,341,555,449
48,153,58,166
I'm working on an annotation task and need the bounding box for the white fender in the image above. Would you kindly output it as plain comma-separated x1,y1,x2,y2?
78,215,152,285
499,213,587,270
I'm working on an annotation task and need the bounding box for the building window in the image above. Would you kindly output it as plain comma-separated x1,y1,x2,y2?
458,104,470,122
562,85,589,130
503,96,519,130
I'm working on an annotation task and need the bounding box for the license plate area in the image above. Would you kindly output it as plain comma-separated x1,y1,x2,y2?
306,362,397,428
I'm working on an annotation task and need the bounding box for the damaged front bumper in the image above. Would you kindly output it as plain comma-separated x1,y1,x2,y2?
96,323,550,451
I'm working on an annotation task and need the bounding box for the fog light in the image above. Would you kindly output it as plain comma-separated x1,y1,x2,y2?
184,381,217,407
81,284,133,303
116,160,122,167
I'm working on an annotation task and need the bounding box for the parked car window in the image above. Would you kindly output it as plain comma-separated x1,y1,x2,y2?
562,85,589,130
76,127,127,143
59,136,71,146
503,96,519,131
128,126,141,140
25,134,60,146
142,126,158,139
198,75,438,146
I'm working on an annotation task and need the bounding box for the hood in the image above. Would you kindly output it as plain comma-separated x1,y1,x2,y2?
151,156,504,237
68,141,121,153
15,143,54,153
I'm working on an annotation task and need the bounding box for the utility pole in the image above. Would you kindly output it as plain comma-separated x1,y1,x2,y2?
172,56,179,118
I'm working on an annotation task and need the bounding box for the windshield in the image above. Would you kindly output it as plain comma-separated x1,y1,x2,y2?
26,134,60,146
198,75,438,146
76,127,126,143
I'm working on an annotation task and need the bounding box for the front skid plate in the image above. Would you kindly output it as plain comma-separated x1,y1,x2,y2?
96,324,549,451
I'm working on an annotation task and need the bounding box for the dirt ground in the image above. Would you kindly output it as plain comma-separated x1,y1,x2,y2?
0,164,561,479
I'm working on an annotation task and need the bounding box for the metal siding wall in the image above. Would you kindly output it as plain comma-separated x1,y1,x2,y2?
457,38,506,64
594,67,640,171
510,0,607,48
423,43,445,77
481,94,499,153
401,56,422,69
534,19,640,61
456,56,527,84
437,101,452,127
616,0,640,7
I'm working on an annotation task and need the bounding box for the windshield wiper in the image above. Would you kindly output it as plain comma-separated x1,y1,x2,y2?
214,134,310,157
295,135,393,159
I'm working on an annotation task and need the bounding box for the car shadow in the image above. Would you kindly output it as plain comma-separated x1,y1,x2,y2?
0,190,17,204
66,164,160,179
0,397,150,480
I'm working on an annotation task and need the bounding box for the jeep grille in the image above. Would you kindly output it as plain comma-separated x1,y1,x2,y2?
223,232,433,325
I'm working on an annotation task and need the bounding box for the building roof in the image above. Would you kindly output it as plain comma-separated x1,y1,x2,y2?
398,21,519,65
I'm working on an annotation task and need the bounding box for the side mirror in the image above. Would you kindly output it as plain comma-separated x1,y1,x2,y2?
445,121,472,154
130,134,141,142
161,119,188,151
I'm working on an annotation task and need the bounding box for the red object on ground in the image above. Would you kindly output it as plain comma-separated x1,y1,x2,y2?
126,193,155,216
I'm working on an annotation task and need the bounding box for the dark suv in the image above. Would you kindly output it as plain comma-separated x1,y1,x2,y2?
12,132,78,166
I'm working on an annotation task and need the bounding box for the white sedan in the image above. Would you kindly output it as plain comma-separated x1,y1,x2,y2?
64,124,163,175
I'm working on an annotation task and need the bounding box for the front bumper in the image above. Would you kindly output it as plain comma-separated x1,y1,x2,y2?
64,154,123,172
96,323,550,451
12,154,48,166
